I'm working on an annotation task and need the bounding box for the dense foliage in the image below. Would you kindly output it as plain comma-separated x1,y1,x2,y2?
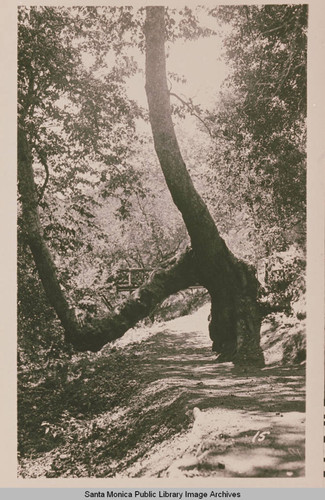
204,4,307,261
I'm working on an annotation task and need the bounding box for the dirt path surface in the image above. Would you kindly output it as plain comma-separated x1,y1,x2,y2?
119,304,305,478
18,303,305,479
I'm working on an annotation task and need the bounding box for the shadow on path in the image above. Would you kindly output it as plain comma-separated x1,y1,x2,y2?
18,304,305,479
123,312,305,478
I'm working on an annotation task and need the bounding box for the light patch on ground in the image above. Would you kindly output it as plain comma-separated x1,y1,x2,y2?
111,303,211,349
125,407,305,478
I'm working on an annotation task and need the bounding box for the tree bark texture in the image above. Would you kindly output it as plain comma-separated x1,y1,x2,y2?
145,7,264,366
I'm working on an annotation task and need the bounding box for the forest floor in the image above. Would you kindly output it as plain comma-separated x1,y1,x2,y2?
18,302,305,479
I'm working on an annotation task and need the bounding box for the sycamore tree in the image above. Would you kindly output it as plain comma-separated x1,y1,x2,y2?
18,5,306,366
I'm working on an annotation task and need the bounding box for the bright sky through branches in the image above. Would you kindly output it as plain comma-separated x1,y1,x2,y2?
127,34,228,111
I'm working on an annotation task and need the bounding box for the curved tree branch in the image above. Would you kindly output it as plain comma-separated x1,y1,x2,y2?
18,124,200,351
73,247,200,351
170,92,213,137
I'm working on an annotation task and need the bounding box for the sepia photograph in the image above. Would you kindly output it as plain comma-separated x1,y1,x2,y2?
13,0,311,482
16,2,309,480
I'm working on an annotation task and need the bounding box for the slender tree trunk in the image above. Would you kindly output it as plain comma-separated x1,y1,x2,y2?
145,7,264,366
18,126,79,341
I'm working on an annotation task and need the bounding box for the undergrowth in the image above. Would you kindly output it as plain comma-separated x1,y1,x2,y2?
17,290,209,479
18,340,193,478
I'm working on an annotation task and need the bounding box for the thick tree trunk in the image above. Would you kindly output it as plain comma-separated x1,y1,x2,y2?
145,7,264,366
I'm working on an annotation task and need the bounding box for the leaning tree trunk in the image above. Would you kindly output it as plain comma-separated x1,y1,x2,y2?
18,124,200,351
145,7,264,366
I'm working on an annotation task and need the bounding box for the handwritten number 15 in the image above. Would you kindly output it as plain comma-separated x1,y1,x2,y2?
252,430,270,443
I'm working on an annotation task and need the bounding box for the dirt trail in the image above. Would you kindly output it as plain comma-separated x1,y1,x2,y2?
120,304,305,478
18,303,305,479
